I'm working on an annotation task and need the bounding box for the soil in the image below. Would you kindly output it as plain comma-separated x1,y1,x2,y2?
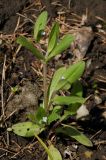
0,0,106,160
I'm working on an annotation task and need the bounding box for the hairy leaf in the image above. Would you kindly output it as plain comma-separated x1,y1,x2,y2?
47,106,61,125
35,107,47,123
34,11,48,42
55,61,85,90
48,67,66,102
55,79,70,91
48,112,60,125
53,96,85,105
8,122,43,137
47,22,59,54
48,144,62,160
56,125,93,147
51,61,85,92
17,36,44,60
47,35,74,61
66,61,85,84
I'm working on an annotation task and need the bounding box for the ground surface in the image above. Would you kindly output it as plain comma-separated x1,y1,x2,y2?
0,0,106,160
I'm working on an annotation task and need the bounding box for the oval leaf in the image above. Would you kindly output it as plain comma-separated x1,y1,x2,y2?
48,144,62,160
53,96,85,105
47,34,74,61
66,61,85,84
55,61,85,90
47,22,59,54
48,67,66,102
17,36,44,60
9,122,42,137
34,11,48,42
56,125,93,147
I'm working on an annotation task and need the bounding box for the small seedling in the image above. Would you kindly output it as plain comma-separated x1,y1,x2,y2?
8,11,93,160
11,86,19,93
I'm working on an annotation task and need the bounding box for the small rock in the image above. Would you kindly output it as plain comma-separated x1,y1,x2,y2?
102,111,106,119
86,59,92,69
72,144,78,150
76,104,89,119
0,39,2,45
64,146,73,159
94,95,102,105
71,26,94,60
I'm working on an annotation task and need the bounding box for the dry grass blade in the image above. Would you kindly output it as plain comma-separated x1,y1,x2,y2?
1,54,6,118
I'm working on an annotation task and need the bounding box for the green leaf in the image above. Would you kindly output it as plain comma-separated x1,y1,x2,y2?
47,106,61,125
48,67,66,102
59,110,74,122
35,107,47,124
48,144,62,160
34,11,48,42
62,81,71,90
11,86,19,93
67,104,80,115
48,61,85,104
27,107,47,124
47,34,74,61
66,61,85,84
71,80,83,97
17,36,44,60
8,122,43,137
47,22,59,54
55,79,70,91
55,61,85,90
48,112,60,125
53,96,85,105
56,125,93,147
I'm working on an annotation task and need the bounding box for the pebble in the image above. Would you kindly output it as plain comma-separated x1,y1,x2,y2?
71,26,94,60
76,104,89,119
94,95,102,105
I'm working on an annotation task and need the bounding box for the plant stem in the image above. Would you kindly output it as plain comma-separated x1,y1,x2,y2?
43,62,48,113
35,134,53,160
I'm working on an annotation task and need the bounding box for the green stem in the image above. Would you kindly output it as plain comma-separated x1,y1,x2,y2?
43,62,48,113
35,134,53,160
